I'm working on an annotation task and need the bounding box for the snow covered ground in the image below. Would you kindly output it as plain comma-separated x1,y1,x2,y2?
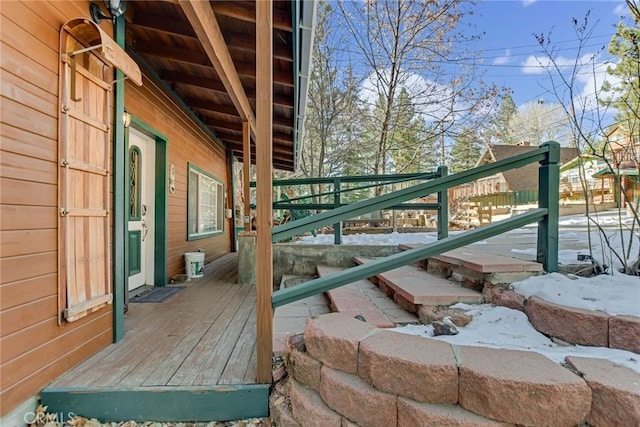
292,210,640,372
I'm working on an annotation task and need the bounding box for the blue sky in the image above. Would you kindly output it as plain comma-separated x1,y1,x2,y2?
470,0,628,107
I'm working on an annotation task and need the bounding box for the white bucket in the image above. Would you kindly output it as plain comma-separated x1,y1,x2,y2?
185,252,205,279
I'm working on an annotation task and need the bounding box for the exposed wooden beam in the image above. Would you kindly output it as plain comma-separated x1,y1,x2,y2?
161,71,227,92
255,0,274,384
162,71,294,109
180,0,256,129
235,61,293,87
186,99,239,116
130,13,197,39
197,109,292,131
138,43,293,86
134,41,209,65
214,131,292,154
222,29,292,62
210,1,292,31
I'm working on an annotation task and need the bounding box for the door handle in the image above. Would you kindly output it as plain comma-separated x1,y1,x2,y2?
141,219,149,242
142,204,147,216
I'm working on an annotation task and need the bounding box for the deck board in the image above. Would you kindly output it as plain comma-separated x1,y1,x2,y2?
48,253,258,389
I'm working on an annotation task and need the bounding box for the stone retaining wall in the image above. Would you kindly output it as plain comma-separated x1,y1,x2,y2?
271,313,640,427
483,284,640,353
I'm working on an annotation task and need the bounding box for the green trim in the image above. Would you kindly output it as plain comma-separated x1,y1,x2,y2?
537,141,560,272
436,165,448,240
128,116,169,288
113,15,126,342
251,171,438,187
187,162,225,241
128,146,142,221
40,384,269,422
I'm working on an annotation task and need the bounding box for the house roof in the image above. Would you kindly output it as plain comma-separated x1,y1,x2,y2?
125,0,315,171
478,144,579,191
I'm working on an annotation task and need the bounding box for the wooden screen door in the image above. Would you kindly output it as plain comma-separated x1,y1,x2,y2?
128,128,156,291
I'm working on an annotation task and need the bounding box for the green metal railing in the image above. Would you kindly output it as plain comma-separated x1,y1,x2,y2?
270,141,560,308
252,170,443,244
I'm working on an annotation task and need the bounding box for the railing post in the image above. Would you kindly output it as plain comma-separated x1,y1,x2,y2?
538,141,560,272
437,165,449,240
333,177,342,244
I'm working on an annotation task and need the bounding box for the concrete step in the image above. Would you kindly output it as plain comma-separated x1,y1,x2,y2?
354,257,483,311
272,275,332,356
317,265,417,328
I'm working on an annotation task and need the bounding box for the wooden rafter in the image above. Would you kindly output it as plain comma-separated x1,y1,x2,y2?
210,1,292,31
131,20,292,62
180,0,256,129
162,71,294,108
136,41,293,86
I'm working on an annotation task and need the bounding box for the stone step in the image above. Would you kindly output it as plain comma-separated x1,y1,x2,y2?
354,257,483,309
317,265,417,328
400,245,543,288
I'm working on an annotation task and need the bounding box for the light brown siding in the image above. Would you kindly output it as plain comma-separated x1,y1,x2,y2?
125,77,232,279
0,1,113,415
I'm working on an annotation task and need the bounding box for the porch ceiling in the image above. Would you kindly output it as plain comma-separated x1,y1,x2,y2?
126,0,297,171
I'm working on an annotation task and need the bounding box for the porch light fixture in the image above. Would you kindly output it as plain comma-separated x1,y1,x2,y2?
90,0,127,24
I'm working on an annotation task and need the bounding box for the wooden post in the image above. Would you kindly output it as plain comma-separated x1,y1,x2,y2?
333,177,342,244
243,121,251,231
255,0,273,384
437,165,449,239
537,141,560,272
113,15,126,342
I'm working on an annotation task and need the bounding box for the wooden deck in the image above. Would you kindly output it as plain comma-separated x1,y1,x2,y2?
41,253,268,422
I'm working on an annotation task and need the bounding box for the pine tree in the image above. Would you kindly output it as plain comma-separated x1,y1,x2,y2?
493,94,517,144
449,127,483,173
601,1,640,137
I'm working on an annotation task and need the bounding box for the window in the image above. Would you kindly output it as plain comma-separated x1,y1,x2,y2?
188,163,224,239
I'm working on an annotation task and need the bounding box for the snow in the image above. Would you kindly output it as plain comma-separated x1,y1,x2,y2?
395,304,640,373
292,210,640,371
512,272,640,316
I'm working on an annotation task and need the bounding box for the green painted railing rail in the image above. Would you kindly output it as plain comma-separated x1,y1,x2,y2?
250,172,438,187
270,141,560,308
271,142,558,243
272,208,548,308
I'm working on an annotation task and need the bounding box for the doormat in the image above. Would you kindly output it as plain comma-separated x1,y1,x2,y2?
130,286,185,303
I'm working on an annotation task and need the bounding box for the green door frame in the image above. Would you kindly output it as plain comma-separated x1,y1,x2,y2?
124,119,169,300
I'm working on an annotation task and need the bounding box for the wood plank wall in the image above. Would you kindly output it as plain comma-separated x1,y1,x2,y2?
0,1,114,416
125,77,231,278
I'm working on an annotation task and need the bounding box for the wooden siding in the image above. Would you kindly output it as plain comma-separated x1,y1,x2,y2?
125,75,232,278
1,0,236,416
0,1,114,416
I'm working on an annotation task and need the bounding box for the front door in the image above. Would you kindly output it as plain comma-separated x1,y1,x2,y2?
128,128,156,291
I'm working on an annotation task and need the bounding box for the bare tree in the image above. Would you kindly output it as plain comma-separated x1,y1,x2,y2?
300,2,362,199
338,0,501,194
507,101,573,145
534,2,640,275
